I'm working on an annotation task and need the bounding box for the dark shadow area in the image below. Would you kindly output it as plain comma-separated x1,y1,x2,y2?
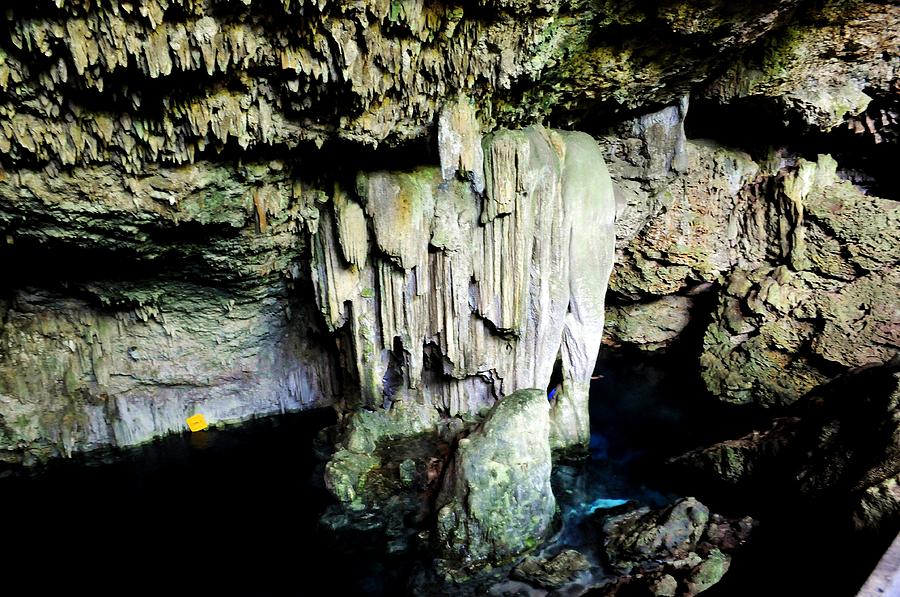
590,284,767,473
0,222,291,294
0,312,892,595
686,95,900,200
0,408,420,594
589,339,898,597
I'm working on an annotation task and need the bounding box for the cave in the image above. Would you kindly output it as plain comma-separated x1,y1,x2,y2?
1,1,898,595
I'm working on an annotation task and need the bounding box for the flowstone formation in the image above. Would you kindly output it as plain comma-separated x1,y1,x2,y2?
314,118,615,453
322,117,615,534
3,0,805,463
0,0,894,465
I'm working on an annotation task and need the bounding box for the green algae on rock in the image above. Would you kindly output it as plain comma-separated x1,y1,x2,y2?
699,156,900,407
435,389,555,567
311,124,615,453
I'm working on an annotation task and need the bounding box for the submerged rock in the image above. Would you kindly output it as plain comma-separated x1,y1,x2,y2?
512,549,592,590
435,389,556,568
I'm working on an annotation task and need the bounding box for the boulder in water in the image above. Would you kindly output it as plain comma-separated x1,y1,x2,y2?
435,389,556,567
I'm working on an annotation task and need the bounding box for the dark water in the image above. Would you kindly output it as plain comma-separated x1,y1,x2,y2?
1,348,892,595
590,348,896,597
1,410,344,594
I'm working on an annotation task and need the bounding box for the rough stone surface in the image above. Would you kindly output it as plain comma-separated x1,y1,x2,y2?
591,498,751,597
0,0,896,512
435,389,556,567
703,1,899,132
0,0,827,173
512,549,592,590
700,156,900,407
323,450,381,511
0,116,615,462
686,548,731,595
603,88,897,412
671,362,900,531
0,160,340,463
602,497,710,574
605,296,694,351
324,397,443,507
312,125,615,452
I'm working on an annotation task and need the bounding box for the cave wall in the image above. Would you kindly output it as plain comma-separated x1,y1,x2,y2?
0,160,341,463
0,0,898,463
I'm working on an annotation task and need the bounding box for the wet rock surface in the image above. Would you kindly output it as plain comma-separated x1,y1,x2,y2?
590,500,753,597
601,497,710,573
311,125,616,453
435,389,556,568
0,0,896,466
0,1,897,594
512,549,593,590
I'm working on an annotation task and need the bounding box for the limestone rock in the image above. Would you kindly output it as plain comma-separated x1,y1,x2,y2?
0,160,339,463
324,396,443,508
0,280,338,464
0,0,818,172
685,548,731,595
652,574,679,597
672,362,900,531
438,95,485,193
323,450,380,511
605,296,694,351
312,126,615,451
668,417,803,485
608,136,764,301
343,398,443,455
602,497,710,574
592,499,749,597
700,156,900,406
704,2,899,132
0,0,895,483
435,389,556,567
512,549,592,590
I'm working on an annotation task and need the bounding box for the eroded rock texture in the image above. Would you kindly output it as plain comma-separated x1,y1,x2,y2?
311,123,615,451
605,103,898,407
671,361,900,531
1,0,842,172
594,498,754,597
435,389,555,567
0,161,341,463
701,155,900,406
0,0,897,477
